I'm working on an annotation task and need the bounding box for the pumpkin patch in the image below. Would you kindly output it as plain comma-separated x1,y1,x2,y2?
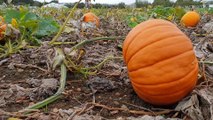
123,19,198,105
1,1,213,119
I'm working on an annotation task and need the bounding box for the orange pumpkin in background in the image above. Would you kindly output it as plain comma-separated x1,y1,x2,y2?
123,19,198,105
0,16,6,40
181,11,200,27
83,12,100,27
0,24,6,40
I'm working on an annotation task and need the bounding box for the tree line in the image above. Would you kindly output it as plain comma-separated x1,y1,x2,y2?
0,0,43,6
0,0,203,8
136,0,202,7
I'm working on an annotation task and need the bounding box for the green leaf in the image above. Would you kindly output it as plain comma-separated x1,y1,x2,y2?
174,7,186,20
33,18,59,37
5,9,21,23
22,12,38,22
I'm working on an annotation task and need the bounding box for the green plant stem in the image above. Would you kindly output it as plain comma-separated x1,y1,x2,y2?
81,56,123,70
21,63,67,112
7,40,13,54
69,36,125,53
51,41,76,45
64,36,125,75
49,0,82,44
0,47,4,51
65,57,79,70
199,61,213,64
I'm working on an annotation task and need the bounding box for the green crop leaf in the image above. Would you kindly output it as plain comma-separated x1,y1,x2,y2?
5,9,21,23
33,18,59,37
22,12,38,22
4,8,59,45
174,7,186,20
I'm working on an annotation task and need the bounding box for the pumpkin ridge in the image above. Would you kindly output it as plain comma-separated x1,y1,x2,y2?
127,40,193,72
130,65,198,96
132,74,196,97
123,19,177,58
125,29,183,63
126,34,189,64
123,23,174,60
133,79,196,105
128,53,197,86
128,51,196,85
129,50,194,74
130,57,198,86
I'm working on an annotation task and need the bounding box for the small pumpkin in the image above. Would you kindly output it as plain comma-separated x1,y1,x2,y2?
0,24,6,40
181,11,200,27
123,19,198,105
0,16,6,40
83,12,100,27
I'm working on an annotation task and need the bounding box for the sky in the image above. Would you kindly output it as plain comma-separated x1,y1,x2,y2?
35,0,210,5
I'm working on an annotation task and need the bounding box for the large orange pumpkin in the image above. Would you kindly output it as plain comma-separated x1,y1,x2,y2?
123,19,198,105
83,12,100,27
181,11,200,27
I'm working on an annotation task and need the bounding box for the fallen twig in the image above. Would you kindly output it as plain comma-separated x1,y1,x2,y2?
0,109,39,118
88,85,97,103
77,102,174,116
0,58,9,66
121,101,156,115
13,63,48,73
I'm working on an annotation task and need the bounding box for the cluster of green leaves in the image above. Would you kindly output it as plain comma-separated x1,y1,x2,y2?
0,6,60,58
4,6,59,45
148,6,185,20
208,8,213,14
197,8,213,15
125,6,186,28
126,15,147,28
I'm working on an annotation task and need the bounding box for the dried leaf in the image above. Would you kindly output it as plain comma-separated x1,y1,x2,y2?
123,115,182,120
52,48,65,70
29,78,59,101
63,26,75,33
175,94,204,120
196,88,213,120
8,118,22,120
203,22,213,34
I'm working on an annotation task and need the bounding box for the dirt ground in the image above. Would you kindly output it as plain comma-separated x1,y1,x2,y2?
0,14,213,120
